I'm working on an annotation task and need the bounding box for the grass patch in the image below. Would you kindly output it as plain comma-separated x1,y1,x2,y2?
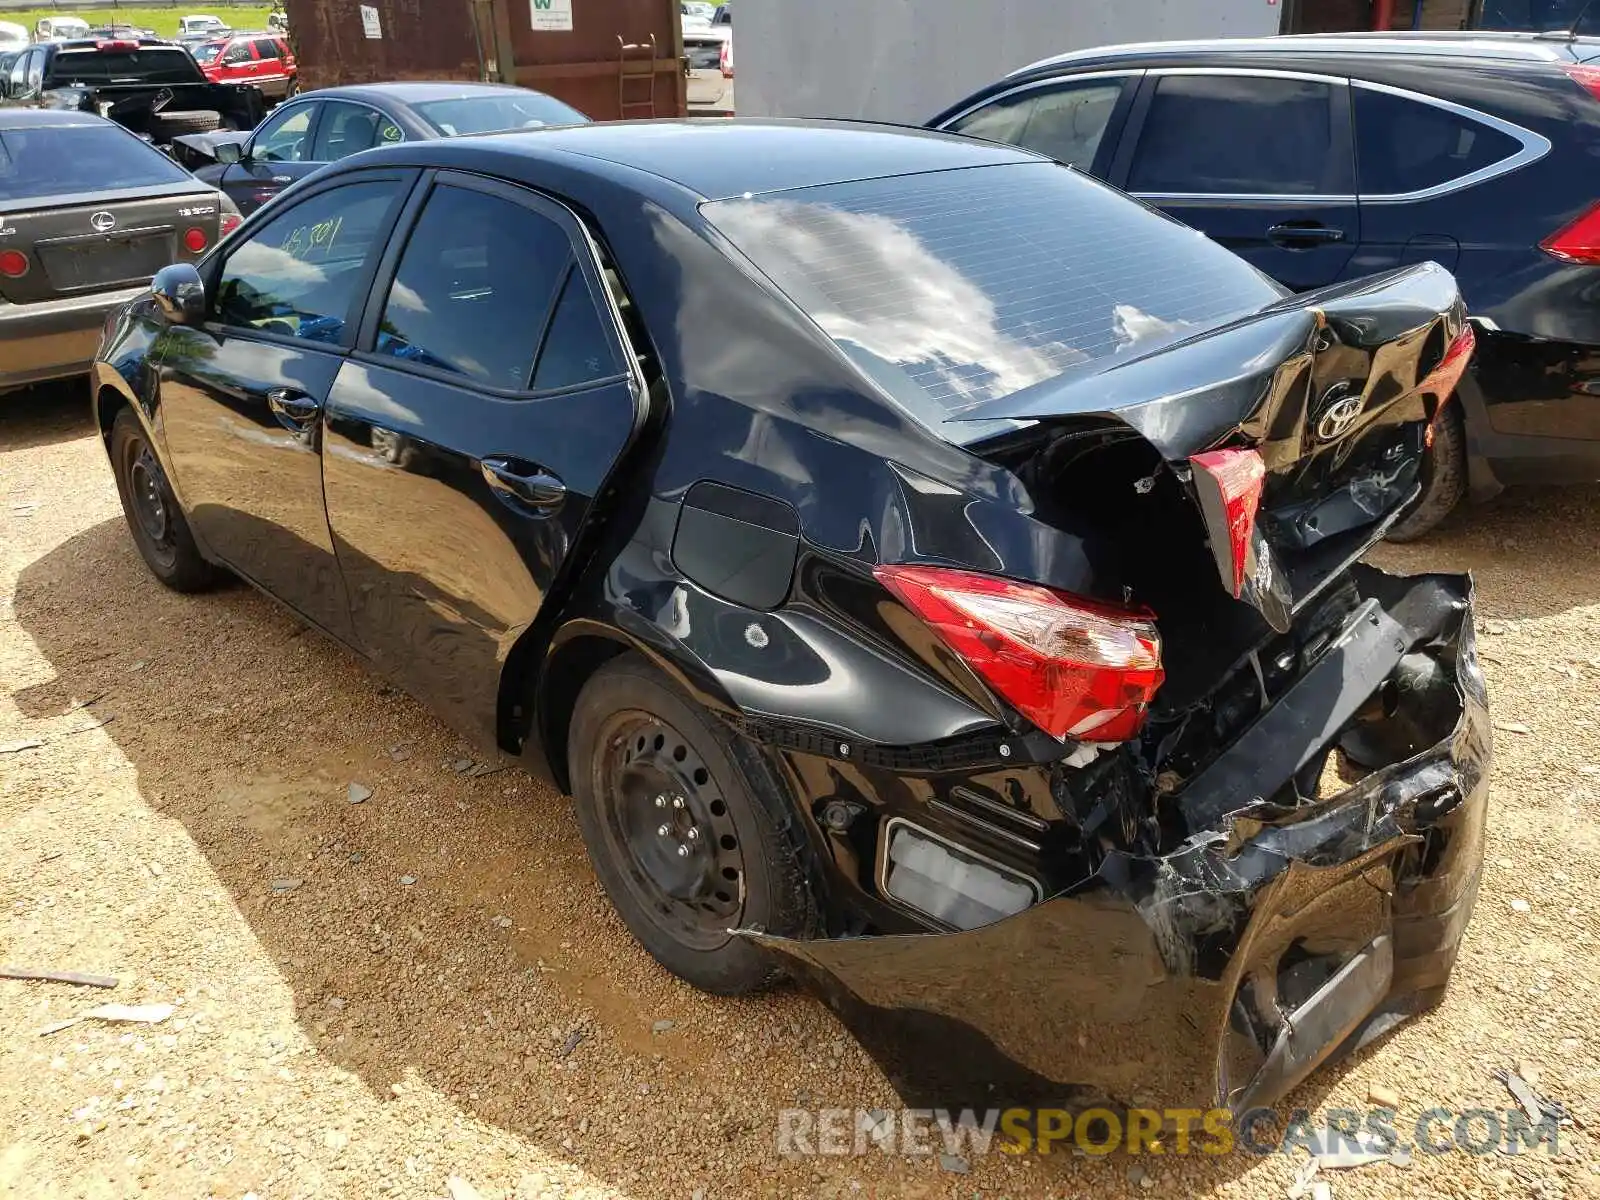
3,6,276,37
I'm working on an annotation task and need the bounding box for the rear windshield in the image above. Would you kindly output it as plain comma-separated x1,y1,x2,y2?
48,47,202,84
413,93,588,135
701,162,1281,436
0,123,192,200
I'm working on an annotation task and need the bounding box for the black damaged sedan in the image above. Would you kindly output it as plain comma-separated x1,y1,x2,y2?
92,121,1490,1114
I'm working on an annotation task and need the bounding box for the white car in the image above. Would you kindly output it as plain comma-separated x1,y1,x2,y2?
178,14,228,38
0,21,27,51
33,16,91,41
682,22,731,109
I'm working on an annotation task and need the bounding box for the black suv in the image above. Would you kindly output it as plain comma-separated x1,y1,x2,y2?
934,33,1600,537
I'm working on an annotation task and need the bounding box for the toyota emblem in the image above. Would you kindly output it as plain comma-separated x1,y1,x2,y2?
1315,392,1363,443
90,211,117,233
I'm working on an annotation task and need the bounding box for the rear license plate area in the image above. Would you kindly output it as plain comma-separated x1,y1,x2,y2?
39,229,173,291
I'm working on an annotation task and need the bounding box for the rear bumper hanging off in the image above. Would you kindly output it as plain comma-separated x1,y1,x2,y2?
746,568,1489,1114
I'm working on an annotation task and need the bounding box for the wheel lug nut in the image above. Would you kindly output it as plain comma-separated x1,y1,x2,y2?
654,794,667,808
672,796,685,810
657,824,671,837
685,828,699,841
676,844,690,858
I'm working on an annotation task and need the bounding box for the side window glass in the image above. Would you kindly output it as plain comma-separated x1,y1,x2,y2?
214,180,401,342
1354,87,1523,196
946,93,1037,147
313,102,384,161
1015,82,1124,170
1129,75,1348,196
252,38,281,61
254,104,314,162
375,184,572,389
222,41,252,64
26,50,43,94
7,51,28,95
532,269,621,391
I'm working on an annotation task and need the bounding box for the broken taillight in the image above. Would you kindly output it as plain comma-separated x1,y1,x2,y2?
1189,447,1266,600
1542,201,1600,264
220,212,243,237
872,564,1164,743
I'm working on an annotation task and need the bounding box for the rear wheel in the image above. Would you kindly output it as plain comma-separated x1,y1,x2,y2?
568,655,815,995
1387,403,1467,543
110,408,218,593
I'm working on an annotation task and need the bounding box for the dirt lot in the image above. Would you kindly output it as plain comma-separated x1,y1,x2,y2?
3,381,1600,1200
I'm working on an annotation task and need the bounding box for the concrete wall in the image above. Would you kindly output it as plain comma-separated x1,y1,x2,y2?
736,0,1283,123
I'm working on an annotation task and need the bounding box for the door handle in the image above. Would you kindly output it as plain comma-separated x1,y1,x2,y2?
1267,223,1345,248
480,456,567,513
267,388,322,428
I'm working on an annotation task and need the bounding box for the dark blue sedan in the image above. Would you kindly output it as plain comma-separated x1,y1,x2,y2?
177,81,588,215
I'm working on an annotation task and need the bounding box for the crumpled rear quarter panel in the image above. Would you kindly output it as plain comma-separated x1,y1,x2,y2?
748,570,1490,1114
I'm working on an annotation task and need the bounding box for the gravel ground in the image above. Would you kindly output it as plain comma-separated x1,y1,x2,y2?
3,381,1600,1200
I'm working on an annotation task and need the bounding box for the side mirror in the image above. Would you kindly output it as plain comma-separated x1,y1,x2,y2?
215,140,244,165
151,263,207,325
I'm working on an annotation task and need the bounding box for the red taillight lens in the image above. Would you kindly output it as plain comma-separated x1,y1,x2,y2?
1561,62,1600,102
1189,447,1266,600
183,226,209,253
220,212,242,237
873,564,1164,742
0,249,29,278
720,40,733,77
1542,200,1600,264
96,39,140,51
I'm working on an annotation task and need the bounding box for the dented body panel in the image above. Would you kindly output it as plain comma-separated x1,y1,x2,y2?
750,569,1488,1112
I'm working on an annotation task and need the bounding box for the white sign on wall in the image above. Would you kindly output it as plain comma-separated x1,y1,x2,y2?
360,5,382,38
530,0,574,31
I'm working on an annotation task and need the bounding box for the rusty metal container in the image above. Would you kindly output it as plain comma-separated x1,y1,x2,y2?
284,0,685,120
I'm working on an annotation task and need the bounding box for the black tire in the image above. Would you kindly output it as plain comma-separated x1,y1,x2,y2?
568,654,816,995
1387,403,1467,543
109,408,218,593
149,110,223,138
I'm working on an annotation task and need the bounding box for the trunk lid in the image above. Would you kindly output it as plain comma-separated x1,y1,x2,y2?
955,263,1471,633
0,184,222,303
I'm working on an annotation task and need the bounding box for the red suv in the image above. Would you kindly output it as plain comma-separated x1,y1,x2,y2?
193,33,296,101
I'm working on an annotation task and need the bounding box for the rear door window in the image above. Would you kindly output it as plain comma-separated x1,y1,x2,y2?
1353,85,1525,196
214,179,403,342
252,38,282,62
313,102,401,160
374,183,574,389
946,80,1126,172
532,269,622,391
220,40,252,65
1128,75,1350,196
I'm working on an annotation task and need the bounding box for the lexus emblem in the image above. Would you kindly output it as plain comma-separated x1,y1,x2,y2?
91,211,117,233
1315,392,1363,443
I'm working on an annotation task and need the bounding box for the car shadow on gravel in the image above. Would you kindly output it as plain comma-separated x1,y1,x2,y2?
0,379,96,453
5,488,1590,1196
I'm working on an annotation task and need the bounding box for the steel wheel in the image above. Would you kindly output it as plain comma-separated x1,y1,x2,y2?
124,440,178,571
594,711,747,950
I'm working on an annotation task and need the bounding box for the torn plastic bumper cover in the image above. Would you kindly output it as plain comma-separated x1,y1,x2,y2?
746,567,1490,1113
